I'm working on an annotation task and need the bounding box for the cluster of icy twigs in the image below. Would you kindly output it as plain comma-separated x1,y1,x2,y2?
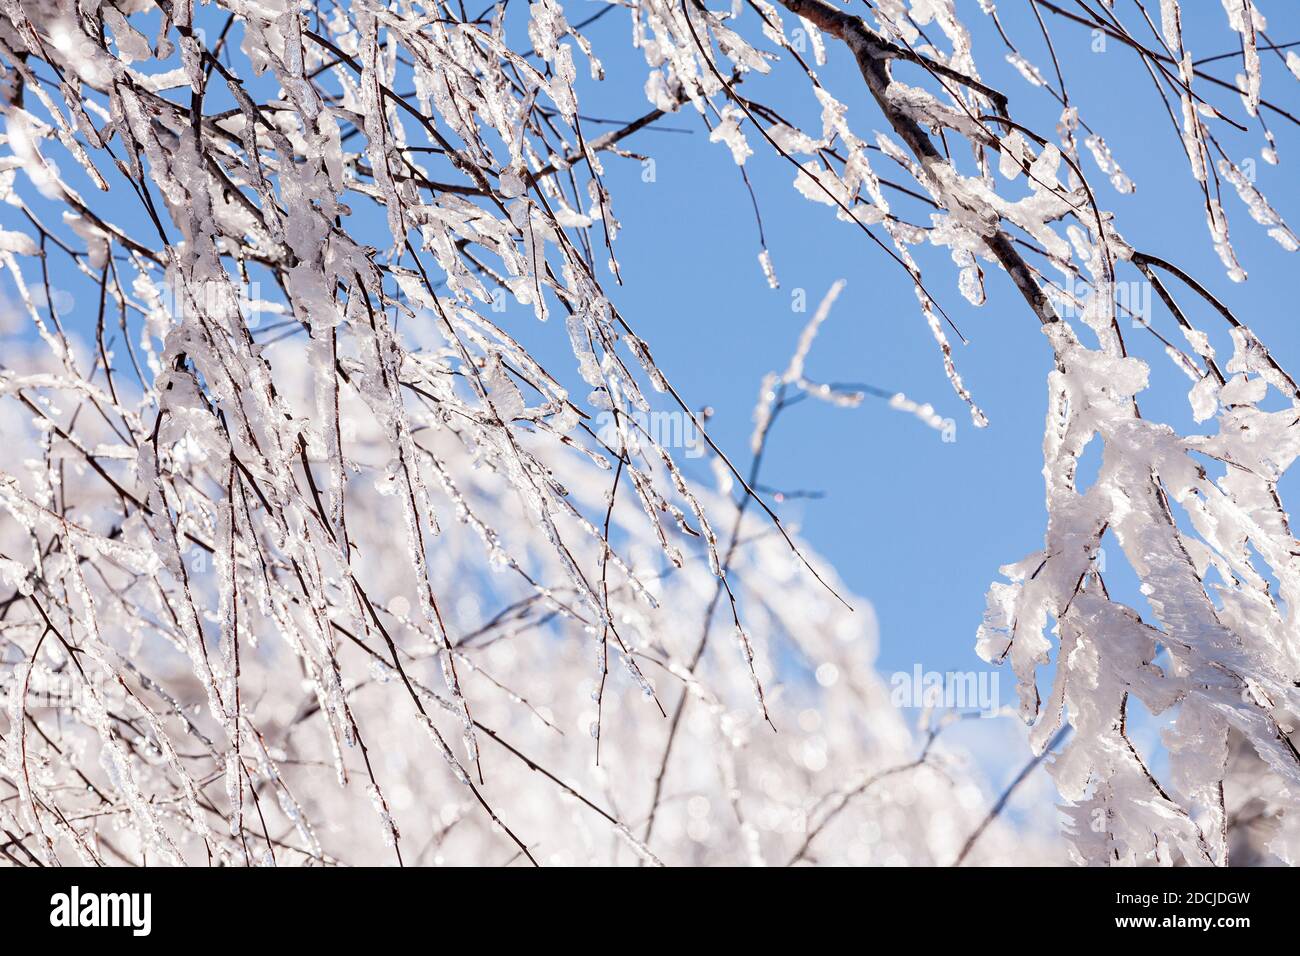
0,0,1298,866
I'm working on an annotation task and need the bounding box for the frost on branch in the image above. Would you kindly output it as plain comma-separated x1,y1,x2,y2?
0,0,1043,866
0,0,1297,867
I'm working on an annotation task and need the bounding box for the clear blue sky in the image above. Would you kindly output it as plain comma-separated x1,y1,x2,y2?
534,2,1300,689
7,2,1299,787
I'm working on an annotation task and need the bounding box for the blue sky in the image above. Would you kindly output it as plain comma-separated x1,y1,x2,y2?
6,2,1300,800
531,2,1300,686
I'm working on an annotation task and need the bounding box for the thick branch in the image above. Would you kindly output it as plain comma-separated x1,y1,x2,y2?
774,0,1059,325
